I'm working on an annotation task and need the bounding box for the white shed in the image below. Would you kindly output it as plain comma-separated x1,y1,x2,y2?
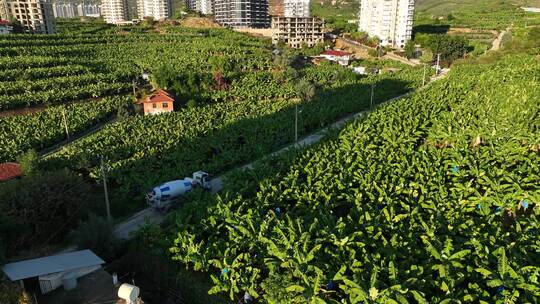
2,250,105,294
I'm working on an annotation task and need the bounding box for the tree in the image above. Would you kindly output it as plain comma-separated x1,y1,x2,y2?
295,79,316,103
16,150,38,176
420,48,434,64
273,51,293,70
404,40,416,59
0,169,93,257
425,34,469,64
71,214,118,261
9,18,22,33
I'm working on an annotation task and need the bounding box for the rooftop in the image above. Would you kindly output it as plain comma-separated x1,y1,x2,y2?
321,50,351,57
0,163,22,182
2,250,105,281
144,89,175,103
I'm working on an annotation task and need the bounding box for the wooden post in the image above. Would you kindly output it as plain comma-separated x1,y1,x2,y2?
101,156,111,222
62,107,70,141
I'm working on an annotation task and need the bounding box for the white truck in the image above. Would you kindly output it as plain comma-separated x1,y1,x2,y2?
146,171,211,210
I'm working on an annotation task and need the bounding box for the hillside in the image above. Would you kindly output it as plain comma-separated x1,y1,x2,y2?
312,0,540,30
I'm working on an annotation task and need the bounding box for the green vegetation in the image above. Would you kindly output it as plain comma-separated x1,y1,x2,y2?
0,96,130,162
0,169,95,258
415,0,540,30
170,54,540,303
311,0,358,31
42,64,423,215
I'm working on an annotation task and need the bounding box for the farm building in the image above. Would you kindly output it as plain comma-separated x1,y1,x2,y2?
141,89,175,115
0,162,22,181
320,50,352,66
0,19,13,34
2,250,105,294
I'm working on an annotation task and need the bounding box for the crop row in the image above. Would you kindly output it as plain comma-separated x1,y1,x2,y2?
42,65,424,208
169,55,540,303
0,95,130,162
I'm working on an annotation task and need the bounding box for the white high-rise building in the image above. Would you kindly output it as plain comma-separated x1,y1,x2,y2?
358,0,415,48
284,0,309,17
53,2,76,18
137,0,171,20
186,0,213,14
101,0,127,24
214,0,270,28
199,0,212,14
77,3,101,17
1,0,56,33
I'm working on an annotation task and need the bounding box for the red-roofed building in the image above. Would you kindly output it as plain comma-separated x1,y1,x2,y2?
0,163,22,182
0,20,13,35
320,50,352,66
141,89,175,115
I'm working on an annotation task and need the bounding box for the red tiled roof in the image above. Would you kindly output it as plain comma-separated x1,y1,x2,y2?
0,20,11,26
0,163,22,182
144,89,175,103
321,50,351,57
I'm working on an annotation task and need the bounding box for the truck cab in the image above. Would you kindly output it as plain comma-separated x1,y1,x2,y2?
193,171,211,191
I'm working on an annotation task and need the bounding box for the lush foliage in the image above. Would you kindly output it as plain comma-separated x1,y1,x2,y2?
0,96,130,162
42,64,423,213
170,55,540,302
415,34,469,64
0,169,94,257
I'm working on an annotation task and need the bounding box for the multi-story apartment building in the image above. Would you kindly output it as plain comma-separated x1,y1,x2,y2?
358,0,414,48
0,0,10,20
284,0,309,17
137,0,171,19
185,0,212,15
214,0,270,28
272,16,323,48
52,2,76,18
0,0,56,33
77,3,101,17
101,0,127,23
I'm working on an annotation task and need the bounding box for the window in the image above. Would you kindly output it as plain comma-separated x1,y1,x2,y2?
163,102,169,108
152,103,157,108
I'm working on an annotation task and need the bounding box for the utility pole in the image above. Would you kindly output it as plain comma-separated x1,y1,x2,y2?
132,79,137,97
436,53,441,75
100,156,111,222
61,107,70,141
295,104,298,143
422,64,427,86
370,83,375,109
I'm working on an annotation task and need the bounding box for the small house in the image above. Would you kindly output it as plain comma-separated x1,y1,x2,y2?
0,20,13,35
320,50,352,66
141,89,175,116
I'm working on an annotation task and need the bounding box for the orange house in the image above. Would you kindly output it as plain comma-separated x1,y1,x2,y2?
142,89,175,115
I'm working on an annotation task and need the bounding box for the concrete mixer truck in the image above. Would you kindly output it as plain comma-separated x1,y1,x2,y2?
146,171,211,211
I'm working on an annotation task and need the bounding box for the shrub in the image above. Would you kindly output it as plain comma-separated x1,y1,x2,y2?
0,169,93,257
71,214,118,261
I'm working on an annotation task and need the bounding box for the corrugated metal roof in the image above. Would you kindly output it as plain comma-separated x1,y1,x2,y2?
2,250,105,281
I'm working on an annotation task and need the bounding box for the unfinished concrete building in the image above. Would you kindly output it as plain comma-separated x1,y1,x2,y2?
271,16,324,48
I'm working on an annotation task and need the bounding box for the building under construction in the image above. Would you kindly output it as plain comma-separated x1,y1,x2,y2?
214,0,270,28
271,16,324,48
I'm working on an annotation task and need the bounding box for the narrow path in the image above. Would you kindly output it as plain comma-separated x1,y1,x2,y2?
113,71,450,240
491,28,510,51
40,117,118,158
